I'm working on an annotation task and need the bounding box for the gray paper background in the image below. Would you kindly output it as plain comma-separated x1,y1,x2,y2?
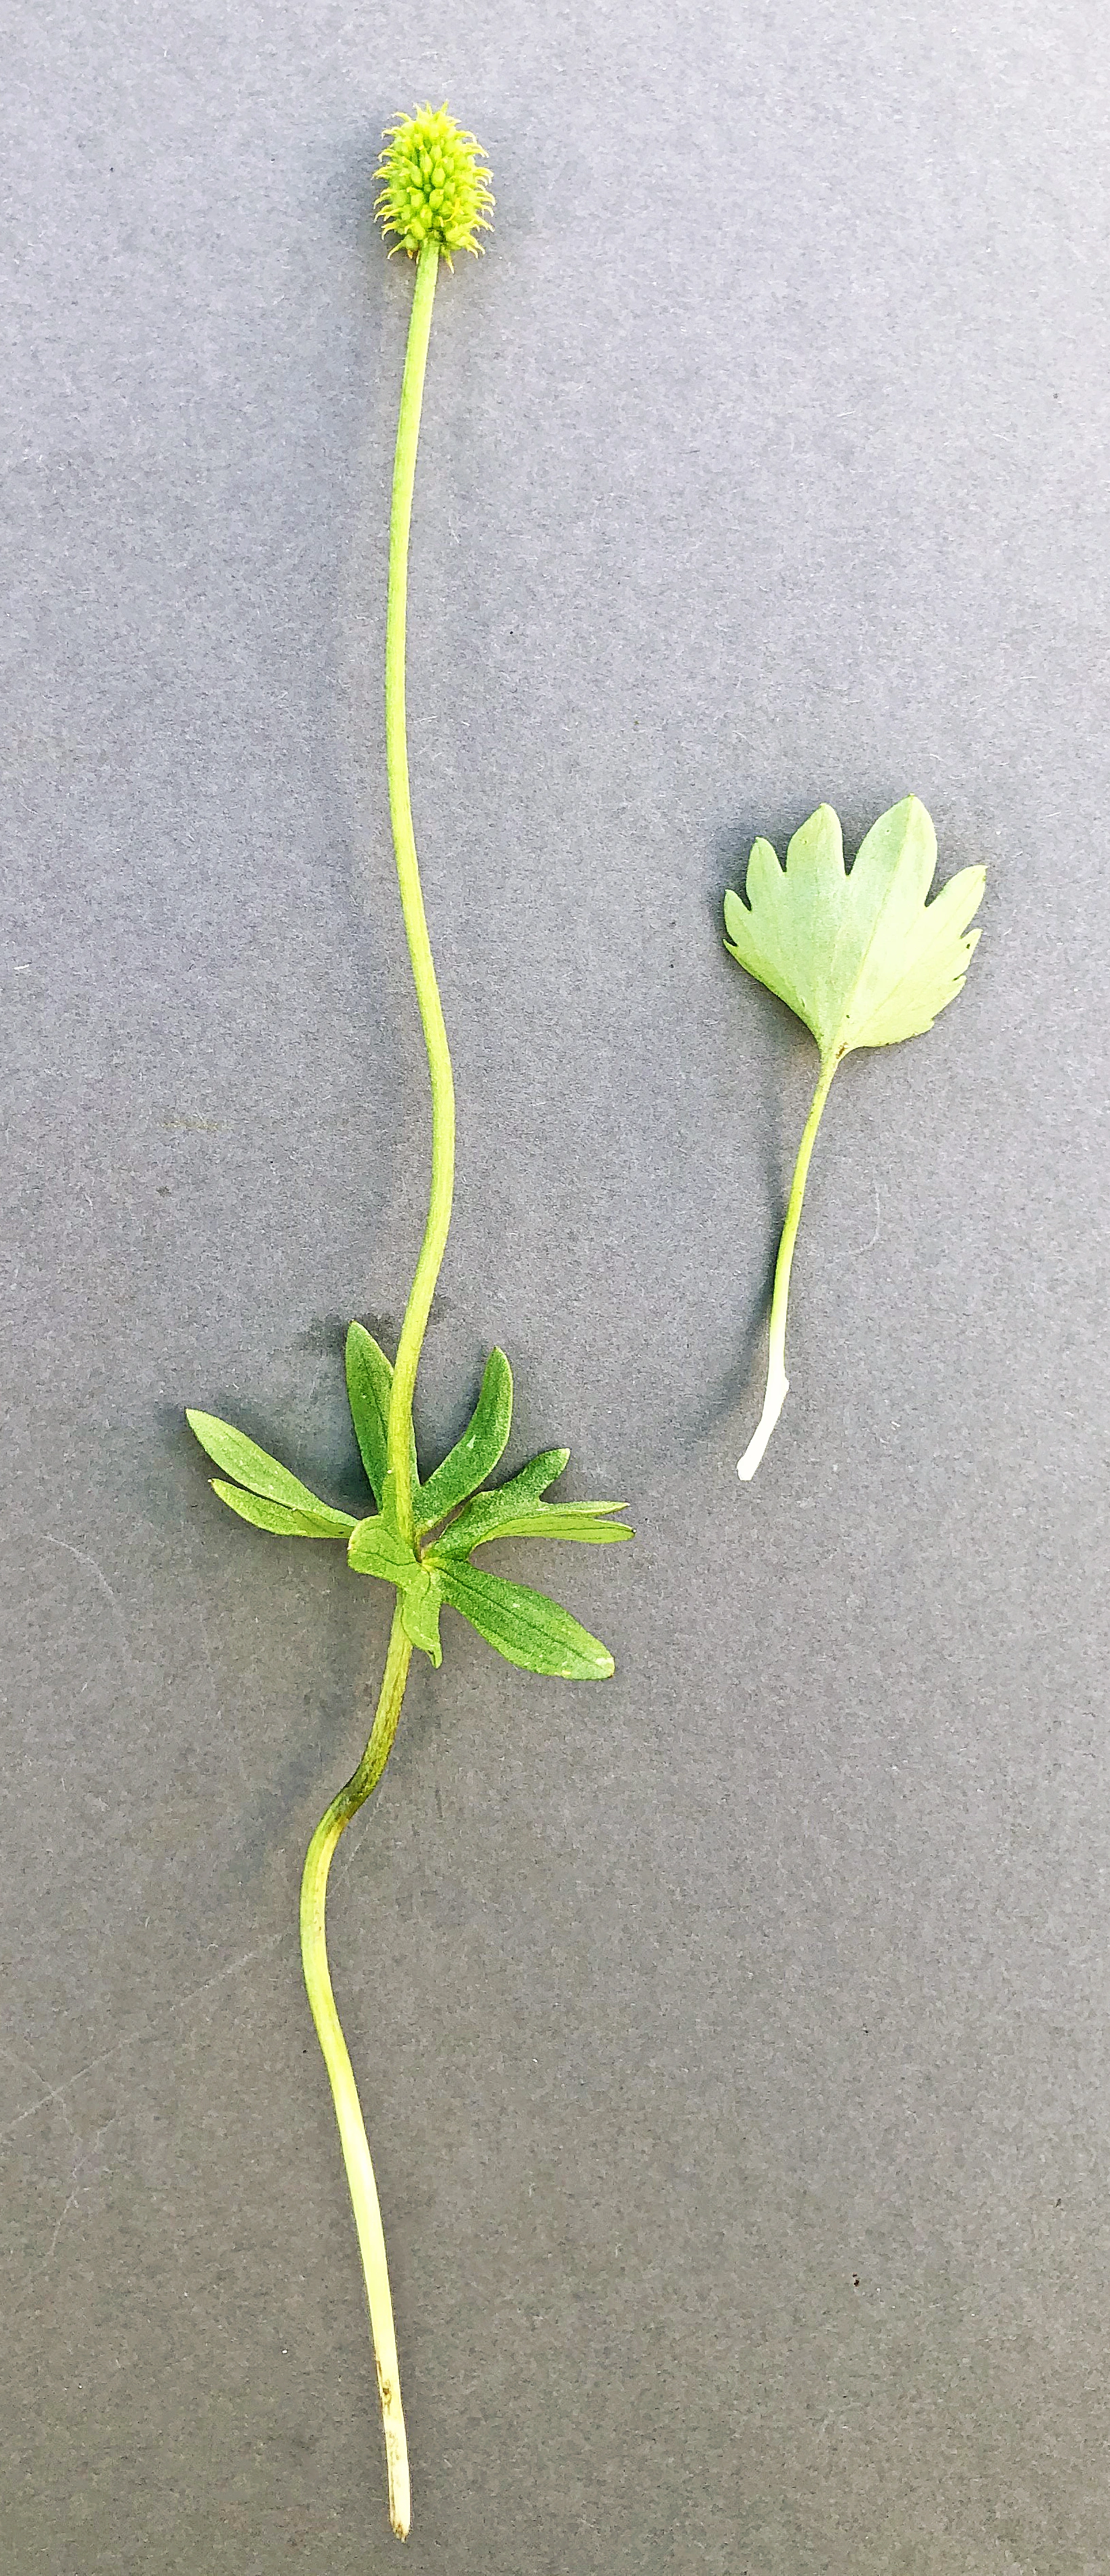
3,5,1109,2571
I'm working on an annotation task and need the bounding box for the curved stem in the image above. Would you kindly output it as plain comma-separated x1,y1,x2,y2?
738,1052,839,1481
384,235,456,1542
299,1605,414,2538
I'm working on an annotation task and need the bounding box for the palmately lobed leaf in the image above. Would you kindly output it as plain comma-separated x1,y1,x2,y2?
723,795,985,1061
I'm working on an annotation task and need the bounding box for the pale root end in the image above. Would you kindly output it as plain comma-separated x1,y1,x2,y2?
384,2400,411,2538
338,2077,411,2539
737,1367,788,1482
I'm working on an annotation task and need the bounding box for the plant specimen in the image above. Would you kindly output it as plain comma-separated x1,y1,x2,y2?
187,107,630,2541
724,795,985,1479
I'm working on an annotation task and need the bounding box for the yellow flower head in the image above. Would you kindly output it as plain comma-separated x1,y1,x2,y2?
375,106,494,264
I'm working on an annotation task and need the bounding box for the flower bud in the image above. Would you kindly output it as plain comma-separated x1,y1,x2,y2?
375,106,494,263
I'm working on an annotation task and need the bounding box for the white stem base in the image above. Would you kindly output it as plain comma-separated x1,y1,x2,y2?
338,2087,411,2539
737,1363,788,1481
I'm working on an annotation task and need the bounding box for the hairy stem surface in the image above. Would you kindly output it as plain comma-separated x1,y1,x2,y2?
738,1053,839,1481
384,235,456,1540
300,1606,414,2537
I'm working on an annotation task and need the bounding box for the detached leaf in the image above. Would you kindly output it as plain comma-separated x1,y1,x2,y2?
414,1348,513,1532
187,1409,346,1519
210,1479,355,1539
438,1561,614,1679
427,1446,569,1557
345,1323,418,1509
722,797,987,1481
723,795,984,1062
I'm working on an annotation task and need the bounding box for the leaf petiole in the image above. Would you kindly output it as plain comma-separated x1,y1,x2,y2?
737,1051,838,1481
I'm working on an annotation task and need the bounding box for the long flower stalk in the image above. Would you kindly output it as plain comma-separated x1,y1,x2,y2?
188,109,626,2543
297,111,492,2542
383,236,454,1539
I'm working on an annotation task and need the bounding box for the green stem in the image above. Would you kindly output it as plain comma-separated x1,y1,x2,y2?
384,235,456,1542
738,1051,839,1481
299,230,454,2547
300,1604,414,2538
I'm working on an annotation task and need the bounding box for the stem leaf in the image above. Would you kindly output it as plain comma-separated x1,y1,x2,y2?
210,1479,356,1538
462,1508,631,1547
437,1561,614,1679
427,1445,569,1556
348,1481,420,1587
187,1409,346,1519
399,1568,444,1666
413,1348,514,1532
346,1323,418,1508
